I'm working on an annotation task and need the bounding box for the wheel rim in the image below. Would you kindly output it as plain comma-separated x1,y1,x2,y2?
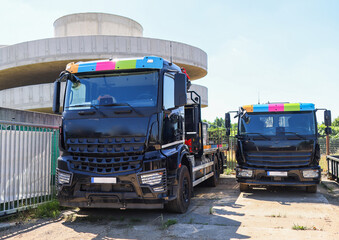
182,177,189,203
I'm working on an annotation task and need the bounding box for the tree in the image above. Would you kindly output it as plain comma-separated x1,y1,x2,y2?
333,116,339,127
318,115,339,138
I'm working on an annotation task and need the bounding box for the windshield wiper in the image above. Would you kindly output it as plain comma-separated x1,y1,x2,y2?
97,103,143,116
242,132,270,140
66,103,98,109
67,103,108,116
284,132,306,140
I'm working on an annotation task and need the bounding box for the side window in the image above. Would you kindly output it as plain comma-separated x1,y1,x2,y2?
163,74,175,109
69,82,86,106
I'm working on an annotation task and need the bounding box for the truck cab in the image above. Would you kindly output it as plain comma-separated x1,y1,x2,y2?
53,56,224,213
225,103,331,193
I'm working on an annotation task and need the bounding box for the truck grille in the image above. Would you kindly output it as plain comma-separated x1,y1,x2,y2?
66,136,145,174
69,155,142,174
66,137,145,154
245,151,312,168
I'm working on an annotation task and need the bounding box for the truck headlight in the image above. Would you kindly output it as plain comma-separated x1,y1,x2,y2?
140,171,164,185
303,169,319,178
237,169,253,178
57,169,72,185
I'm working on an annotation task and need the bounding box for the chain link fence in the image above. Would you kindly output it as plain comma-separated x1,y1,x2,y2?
319,138,339,155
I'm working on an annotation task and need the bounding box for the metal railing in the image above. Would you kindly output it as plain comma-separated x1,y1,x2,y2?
207,128,237,172
0,121,59,216
327,155,339,183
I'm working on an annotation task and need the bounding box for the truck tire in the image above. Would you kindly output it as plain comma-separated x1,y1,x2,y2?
239,183,249,192
306,185,317,193
205,156,219,187
165,165,192,213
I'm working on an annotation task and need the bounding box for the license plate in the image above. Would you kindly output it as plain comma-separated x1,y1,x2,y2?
91,177,117,184
267,171,288,177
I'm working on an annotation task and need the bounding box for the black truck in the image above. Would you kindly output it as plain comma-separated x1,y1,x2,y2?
225,103,332,193
53,56,226,213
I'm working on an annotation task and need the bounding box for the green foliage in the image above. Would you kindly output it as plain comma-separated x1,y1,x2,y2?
162,219,177,229
204,117,238,137
292,224,307,230
35,200,61,218
333,116,339,127
318,124,339,138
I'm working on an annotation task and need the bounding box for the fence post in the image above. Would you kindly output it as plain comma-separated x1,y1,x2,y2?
326,134,330,155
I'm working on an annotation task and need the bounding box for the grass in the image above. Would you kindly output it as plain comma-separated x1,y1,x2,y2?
162,219,177,229
265,213,286,218
35,200,61,218
1,199,65,224
292,224,308,230
224,168,234,175
319,154,327,172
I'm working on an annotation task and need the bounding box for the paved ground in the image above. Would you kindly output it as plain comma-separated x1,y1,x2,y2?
1,175,338,240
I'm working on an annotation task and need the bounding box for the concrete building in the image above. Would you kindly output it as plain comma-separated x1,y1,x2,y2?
0,13,208,112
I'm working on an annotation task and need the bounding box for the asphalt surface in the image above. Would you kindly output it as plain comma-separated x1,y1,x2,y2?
1,175,338,240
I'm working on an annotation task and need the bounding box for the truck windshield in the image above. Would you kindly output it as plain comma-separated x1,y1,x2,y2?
239,112,316,136
64,71,158,110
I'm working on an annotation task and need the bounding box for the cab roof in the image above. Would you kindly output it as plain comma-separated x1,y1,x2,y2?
242,103,315,113
65,56,172,74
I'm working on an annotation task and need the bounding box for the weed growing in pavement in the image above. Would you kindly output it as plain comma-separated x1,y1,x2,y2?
162,219,177,229
1,200,67,223
35,200,62,218
188,218,194,224
266,213,286,218
224,168,233,175
292,224,307,230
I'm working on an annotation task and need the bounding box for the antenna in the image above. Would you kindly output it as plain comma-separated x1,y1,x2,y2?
258,91,260,104
169,41,173,65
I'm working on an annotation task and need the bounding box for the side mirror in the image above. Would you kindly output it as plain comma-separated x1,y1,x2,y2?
324,110,331,126
53,80,61,114
226,128,231,136
225,113,231,129
174,73,187,107
325,127,332,135
242,112,250,124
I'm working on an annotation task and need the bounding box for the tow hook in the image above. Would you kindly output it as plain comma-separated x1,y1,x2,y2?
120,202,127,210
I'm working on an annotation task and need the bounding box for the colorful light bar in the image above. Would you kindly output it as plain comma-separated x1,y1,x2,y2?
242,103,315,113
66,56,164,74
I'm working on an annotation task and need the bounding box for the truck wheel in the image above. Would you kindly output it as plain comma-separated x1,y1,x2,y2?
239,183,249,192
165,165,191,213
306,185,317,193
205,156,219,187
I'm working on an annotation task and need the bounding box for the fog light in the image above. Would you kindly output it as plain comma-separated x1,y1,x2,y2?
303,169,319,178
238,169,253,178
152,186,166,192
57,170,72,185
140,171,164,185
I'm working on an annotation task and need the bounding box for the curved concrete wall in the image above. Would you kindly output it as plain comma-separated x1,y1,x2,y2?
188,84,208,107
0,82,208,112
0,36,207,90
54,13,143,37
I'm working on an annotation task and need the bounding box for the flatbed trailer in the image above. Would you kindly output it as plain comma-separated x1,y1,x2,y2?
327,155,339,183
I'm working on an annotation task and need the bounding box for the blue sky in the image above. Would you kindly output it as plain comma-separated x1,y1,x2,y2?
1,0,338,122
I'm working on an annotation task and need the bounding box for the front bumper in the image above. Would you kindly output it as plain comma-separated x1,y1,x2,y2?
236,166,321,186
57,164,175,209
